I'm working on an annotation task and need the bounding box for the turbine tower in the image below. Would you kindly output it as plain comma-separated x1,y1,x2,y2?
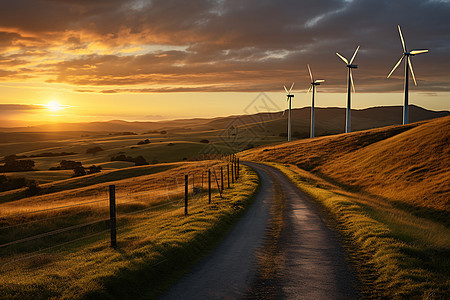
336,45,360,133
306,64,324,138
283,83,294,142
387,25,428,125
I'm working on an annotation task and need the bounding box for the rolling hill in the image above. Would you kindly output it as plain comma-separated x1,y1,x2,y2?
0,105,448,135
240,115,450,212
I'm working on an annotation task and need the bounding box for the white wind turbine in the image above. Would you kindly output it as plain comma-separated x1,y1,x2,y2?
336,45,360,133
306,64,324,138
387,25,428,125
283,83,295,142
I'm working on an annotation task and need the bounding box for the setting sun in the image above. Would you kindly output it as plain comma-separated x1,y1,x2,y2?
45,101,65,112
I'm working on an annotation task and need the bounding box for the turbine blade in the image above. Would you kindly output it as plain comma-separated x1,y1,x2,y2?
398,25,407,52
408,56,417,86
284,85,288,94
315,79,325,83
289,82,295,94
410,49,429,55
336,52,348,64
350,69,355,93
387,55,405,78
349,45,360,64
307,64,313,81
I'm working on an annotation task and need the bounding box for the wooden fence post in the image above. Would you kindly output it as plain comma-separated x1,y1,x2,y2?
109,185,117,248
185,175,188,216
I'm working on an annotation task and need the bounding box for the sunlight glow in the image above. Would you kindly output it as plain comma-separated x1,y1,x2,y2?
46,101,65,112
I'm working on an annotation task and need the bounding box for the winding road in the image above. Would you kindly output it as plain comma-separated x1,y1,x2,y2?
159,162,360,299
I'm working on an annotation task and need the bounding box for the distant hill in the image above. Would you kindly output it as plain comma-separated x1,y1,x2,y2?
0,105,448,135
240,115,450,213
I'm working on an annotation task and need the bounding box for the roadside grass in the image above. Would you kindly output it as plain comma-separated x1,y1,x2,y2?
0,164,259,299
263,162,449,299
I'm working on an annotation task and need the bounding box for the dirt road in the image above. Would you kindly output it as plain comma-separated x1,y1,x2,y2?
159,162,359,299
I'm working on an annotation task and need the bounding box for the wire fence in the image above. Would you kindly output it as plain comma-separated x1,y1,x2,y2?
0,155,241,268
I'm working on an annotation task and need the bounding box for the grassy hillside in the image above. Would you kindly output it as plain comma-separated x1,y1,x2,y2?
240,117,449,298
0,160,259,299
241,116,449,213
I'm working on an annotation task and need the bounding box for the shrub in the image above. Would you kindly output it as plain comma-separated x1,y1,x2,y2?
86,146,104,155
111,154,148,166
60,160,82,170
0,157,35,172
0,175,28,192
137,139,151,145
200,139,209,143
72,165,86,177
26,180,41,195
87,165,102,174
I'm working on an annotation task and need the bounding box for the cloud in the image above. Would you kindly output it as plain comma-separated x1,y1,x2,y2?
0,0,449,92
0,104,44,111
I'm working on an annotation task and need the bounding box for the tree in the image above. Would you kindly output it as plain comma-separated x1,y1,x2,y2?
132,156,148,166
87,165,102,174
26,180,41,195
60,160,82,170
0,157,35,172
86,146,104,155
72,165,86,177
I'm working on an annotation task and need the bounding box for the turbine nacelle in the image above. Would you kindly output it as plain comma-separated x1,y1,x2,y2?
347,64,358,69
405,49,429,56
311,79,324,86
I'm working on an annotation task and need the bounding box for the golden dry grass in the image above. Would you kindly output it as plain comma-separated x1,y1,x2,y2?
241,116,449,212
0,161,258,299
265,162,450,298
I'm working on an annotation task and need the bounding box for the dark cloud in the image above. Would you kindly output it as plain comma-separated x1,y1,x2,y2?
0,0,449,92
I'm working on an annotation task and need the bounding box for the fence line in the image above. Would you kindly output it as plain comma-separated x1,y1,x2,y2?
3,198,108,219
0,157,241,266
0,207,109,230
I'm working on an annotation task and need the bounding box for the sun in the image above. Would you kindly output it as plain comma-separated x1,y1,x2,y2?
46,101,65,112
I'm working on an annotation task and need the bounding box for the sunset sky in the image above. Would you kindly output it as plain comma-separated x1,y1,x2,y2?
0,0,449,127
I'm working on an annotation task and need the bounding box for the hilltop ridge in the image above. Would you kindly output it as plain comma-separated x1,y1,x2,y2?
1,105,448,134
240,116,450,212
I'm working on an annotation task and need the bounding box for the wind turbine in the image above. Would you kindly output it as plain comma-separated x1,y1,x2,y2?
336,45,360,133
306,64,324,138
387,25,428,125
283,83,294,141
